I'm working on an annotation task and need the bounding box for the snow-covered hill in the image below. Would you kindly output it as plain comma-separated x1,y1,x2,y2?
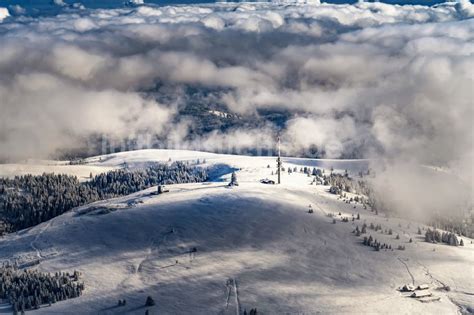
0,150,472,314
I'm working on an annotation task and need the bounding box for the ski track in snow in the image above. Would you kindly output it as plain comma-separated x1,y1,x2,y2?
222,278,240,315
119,227,180,290
225,278,232,310
233,278,241,315
416,261,448,289
415,261,474,315
397,257,415,286
30,219,52,260
312,189,328,216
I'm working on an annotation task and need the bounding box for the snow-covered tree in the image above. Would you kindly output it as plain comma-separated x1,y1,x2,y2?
229,172,239,186
145,296,155,306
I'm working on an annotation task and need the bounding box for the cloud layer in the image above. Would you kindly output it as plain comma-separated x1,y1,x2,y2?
0,1,472,167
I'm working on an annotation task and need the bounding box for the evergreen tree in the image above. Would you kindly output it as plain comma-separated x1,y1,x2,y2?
229,172,239,187
145,296,155,306
0,162,208,232
0,265,84,310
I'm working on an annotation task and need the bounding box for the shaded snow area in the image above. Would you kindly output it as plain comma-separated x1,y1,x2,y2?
0,150,472,314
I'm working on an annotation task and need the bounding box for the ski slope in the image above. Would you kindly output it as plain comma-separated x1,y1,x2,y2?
0,150,472,314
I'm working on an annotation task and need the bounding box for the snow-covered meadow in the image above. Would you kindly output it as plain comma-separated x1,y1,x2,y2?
0,150,472,314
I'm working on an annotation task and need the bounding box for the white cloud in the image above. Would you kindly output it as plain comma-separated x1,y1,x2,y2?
0,73,173,159
8,5,26,15
52,0,67,7
0,1,471,167
0,7,9,21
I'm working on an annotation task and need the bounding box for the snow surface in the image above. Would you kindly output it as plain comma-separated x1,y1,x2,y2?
0,162,115,182
0,149,472,314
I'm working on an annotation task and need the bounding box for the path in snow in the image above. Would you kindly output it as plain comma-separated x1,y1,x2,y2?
233,278,241,315
397,257,415,286
223,278,240,315
30,220,52,260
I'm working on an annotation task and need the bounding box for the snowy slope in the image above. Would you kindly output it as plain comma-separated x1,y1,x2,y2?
0,162,115,181
0,149,368,181
0,150,472,314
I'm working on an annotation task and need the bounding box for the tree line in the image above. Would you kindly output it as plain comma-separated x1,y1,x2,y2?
0,162,208,233
425,228,464,246
0,265,84,314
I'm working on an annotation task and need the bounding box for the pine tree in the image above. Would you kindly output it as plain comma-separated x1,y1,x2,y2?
229,172,239,186
0,162,208,232
145,296,155,306
448,233,459,246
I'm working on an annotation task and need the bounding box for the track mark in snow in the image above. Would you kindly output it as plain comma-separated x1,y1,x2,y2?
223,278,240,315
137,245,153,273
397,257,415,286
415,261,471,314
30,220,52,260
118,235,159,290
416,261,448,289
233,278,241,315
312,190,328,216
225,279,232,309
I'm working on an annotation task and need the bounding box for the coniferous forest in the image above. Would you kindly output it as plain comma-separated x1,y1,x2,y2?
0,162,208,234
0,265,84,313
